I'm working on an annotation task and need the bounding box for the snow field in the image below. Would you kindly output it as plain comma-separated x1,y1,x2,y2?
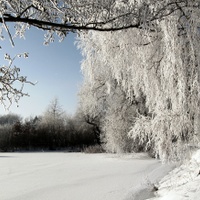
0,152,173,200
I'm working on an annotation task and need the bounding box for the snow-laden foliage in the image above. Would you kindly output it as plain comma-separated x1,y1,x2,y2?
0,0,196,45
78,3,200,161
0,1,188,29
102,85,136,153
128,11,200,161
77,32,146,153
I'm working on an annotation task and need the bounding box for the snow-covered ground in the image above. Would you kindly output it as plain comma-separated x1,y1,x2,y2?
1,151,199,200
148,149,200,200
0,152,173,200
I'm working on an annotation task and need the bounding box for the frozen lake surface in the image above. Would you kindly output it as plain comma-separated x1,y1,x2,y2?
0,152,173,200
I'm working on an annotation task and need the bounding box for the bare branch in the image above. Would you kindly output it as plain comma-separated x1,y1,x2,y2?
0,13,15,46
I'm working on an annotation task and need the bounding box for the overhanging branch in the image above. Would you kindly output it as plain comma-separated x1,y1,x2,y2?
1,14,141,32
0,1,192,33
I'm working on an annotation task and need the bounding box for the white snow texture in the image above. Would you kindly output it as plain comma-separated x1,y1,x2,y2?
0,152,172,200
1,151,200,200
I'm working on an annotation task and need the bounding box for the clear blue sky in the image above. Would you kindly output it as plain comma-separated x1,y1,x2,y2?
0,27,83,118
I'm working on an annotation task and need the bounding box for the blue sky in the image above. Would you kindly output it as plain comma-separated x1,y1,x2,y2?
0,27,83,118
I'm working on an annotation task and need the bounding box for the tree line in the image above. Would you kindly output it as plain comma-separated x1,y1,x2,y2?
0,99,100,152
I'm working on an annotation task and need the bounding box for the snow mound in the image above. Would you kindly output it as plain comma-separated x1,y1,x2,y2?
149,149,200,200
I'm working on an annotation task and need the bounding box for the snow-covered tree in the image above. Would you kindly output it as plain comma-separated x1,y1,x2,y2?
78,79,106,145
40,98,66,149
77,33,142,153
42,98,65,124
78,3,200,161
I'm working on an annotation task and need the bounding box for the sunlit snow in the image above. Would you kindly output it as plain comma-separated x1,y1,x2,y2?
2,151,200,200
150,149,200,200
0,152,173,200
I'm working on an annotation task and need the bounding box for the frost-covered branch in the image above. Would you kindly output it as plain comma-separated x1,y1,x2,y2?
0,0,195,42
0,53,35,109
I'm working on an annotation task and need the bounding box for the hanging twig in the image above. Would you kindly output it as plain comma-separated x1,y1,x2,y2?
0,13,15,47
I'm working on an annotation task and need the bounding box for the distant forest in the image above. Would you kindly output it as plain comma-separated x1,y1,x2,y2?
0,99,101,152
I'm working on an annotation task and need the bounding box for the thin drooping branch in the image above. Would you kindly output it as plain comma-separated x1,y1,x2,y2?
0,14,15,46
